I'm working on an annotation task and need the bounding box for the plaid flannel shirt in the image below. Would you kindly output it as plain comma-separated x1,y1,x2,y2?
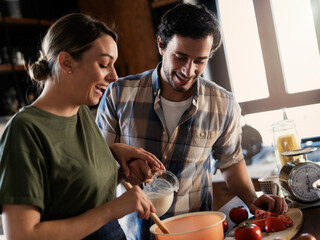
96,64,244,240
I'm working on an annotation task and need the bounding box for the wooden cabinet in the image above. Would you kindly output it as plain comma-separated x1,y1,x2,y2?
212,179,261,211
0,16,53,115
0,0,181,115
77,0,180,77
151,0,181,8
0,16,53,66
0,0,78,116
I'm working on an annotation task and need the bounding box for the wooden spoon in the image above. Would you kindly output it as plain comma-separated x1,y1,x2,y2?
121,180,171,234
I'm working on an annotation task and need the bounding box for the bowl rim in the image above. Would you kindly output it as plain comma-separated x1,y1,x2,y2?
149,211,226,236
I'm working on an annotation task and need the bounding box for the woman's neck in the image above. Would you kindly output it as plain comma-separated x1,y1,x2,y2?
32,80,79,117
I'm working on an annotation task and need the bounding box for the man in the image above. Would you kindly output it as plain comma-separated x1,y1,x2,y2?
96,3,288,239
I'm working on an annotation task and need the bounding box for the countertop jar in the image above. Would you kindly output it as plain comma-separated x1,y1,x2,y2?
271,119,301,172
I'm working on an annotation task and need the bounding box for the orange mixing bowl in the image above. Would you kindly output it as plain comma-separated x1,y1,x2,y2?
150,211,225,240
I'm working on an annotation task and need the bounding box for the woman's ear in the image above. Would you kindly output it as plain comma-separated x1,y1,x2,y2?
157,36,164,56
58,51,74,75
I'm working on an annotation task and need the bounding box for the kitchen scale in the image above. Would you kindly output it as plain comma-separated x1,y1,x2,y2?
279,147,320,209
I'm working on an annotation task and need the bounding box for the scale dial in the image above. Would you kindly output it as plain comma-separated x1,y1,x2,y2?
288,162,320,202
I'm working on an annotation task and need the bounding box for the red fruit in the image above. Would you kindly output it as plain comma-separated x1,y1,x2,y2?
229,206,249,224
297,233,317,240
252,219,266,232
278,213,293,227
254,209,276,220
264,216,287,233
222,219,229,233
235,223,262,240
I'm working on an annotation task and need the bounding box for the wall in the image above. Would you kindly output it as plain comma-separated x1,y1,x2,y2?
77,0,159,77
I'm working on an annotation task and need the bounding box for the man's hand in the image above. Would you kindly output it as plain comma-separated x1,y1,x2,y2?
109,143,165,181
221,160,288,216
125,159,157,185
248,194,288,215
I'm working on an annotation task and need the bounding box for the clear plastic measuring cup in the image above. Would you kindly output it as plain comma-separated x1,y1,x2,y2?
143,170,179,217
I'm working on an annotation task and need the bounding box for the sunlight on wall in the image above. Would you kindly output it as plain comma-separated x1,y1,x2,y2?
216,0,320,146
271,0,320,93
243,103,320,145
216,0,269,103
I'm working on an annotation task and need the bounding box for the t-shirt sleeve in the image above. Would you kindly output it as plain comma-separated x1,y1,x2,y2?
0,117,46,213
212,100,244,171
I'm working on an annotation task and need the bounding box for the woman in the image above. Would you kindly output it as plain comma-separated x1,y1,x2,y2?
0,13,164,240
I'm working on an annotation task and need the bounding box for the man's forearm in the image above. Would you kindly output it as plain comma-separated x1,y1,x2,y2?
221,160,258,207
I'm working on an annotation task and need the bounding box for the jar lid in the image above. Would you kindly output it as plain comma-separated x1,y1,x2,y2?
271,119,296,131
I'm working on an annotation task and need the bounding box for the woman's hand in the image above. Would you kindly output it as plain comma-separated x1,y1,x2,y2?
108,185,156,220
109,143,165,179
2,187,156,240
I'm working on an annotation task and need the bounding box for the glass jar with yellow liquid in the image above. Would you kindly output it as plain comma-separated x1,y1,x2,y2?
271,119,301,172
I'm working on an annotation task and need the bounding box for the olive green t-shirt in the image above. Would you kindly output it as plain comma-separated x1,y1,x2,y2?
0,105,118,221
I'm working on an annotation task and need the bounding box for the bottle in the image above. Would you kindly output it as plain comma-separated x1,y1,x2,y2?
271,108,301,172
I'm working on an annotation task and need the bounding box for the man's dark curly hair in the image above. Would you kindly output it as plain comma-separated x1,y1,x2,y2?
157,3,222,57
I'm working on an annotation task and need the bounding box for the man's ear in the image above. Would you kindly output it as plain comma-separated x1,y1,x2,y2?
157,36,164,56
58,51,74,75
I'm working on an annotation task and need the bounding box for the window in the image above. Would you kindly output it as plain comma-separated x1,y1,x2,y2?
216,0,269,102
271,0,320,94
211,0,320,143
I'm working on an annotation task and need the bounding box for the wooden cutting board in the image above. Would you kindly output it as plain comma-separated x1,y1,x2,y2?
225,208,303,240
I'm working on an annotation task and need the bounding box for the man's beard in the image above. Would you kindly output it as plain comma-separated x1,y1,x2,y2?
163,66,198,93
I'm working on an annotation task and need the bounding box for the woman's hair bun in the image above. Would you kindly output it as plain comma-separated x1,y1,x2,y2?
27,57,51,82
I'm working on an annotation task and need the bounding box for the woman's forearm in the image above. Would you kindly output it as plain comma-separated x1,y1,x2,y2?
2,203,113,240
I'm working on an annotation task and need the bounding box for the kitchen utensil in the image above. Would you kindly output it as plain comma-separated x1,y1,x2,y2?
150,211,225,240
279,147,320,203
225,208,303,240
258,175,282,196
241,123,262,165
142,170,179,217
121,180,170,234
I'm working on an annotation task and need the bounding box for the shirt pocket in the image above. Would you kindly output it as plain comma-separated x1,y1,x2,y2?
185,129,217,162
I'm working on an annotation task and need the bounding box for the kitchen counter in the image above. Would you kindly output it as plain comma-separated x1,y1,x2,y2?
219,194,320,239
291,206,320,239
0,198,318,239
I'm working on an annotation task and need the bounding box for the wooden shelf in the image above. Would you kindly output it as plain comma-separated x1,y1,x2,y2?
0,16,53,27
0,64,26,73
151,0,180,8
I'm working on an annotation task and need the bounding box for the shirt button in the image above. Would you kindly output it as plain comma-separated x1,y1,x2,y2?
200,131,206,137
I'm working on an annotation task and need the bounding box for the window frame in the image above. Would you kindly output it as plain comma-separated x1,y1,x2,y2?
209,0,320,115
